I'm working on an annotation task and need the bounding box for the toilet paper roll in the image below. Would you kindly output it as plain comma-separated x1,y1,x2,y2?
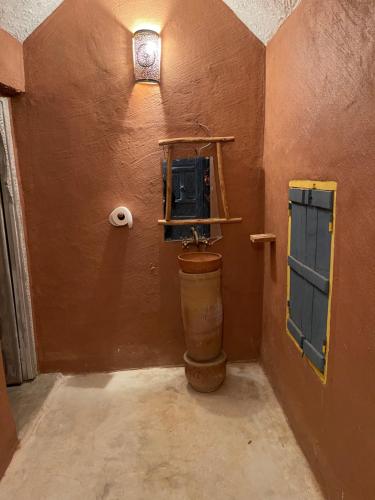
109,207,133,228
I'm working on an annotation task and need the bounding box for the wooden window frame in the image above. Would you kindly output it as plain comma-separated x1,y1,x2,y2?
158,137,242,226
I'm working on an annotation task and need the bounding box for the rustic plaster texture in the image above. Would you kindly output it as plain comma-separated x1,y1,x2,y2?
11,0,265,373
263,0,375,498
0,29,24,95
0,364,323,499
0,0,301,44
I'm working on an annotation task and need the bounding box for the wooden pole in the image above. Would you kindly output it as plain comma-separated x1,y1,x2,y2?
158,217,242,226
216,142,230,219
159,136,235,146
165,146,174,221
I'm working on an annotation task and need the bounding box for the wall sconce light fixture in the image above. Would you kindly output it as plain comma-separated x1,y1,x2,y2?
133,29,161,84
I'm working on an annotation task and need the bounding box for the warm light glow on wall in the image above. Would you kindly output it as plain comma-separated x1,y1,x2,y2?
133,29,161,84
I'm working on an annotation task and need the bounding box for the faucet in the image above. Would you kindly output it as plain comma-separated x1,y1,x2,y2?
182,227,211,249
191,227,199,247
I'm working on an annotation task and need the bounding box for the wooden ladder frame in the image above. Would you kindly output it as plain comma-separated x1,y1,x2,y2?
158,136,242,226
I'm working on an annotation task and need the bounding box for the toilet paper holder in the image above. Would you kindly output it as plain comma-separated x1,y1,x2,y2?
109,207,133,228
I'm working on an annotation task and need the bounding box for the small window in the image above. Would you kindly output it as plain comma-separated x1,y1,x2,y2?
287,181,336,380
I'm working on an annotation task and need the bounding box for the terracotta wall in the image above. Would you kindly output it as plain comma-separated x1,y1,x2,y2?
0,29,25,96
11,0,265,373
263,0,375,498
0,355,17,479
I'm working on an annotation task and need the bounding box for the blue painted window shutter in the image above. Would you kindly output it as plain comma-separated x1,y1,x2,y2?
288,188,333,373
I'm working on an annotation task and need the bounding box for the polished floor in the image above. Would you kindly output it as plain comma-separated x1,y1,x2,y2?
0,364,322,500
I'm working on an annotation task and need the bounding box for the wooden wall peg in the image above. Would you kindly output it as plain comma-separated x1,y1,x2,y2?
250,234,276,244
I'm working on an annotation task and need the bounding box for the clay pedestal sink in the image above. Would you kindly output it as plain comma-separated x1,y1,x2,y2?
178,252,222,274
178,252,226,393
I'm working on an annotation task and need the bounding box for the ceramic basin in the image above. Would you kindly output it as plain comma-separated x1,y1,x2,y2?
178,252,222,274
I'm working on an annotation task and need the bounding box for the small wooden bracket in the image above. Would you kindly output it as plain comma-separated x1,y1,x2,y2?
250,233,276,244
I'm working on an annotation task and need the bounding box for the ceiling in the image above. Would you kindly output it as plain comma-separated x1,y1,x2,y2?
0,0,300,44
223,0,300,43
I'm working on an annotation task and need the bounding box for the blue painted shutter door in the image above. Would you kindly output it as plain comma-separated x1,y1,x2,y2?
288,188,333,373
163,158,210,240
288,199,308,346
303,194,333,372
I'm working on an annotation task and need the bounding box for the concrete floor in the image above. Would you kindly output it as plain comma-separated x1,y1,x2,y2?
0,364,323,500
7,373,61,439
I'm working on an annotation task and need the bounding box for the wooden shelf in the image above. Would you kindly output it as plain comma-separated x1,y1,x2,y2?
159,218,242,226
158,136,235,146
250,233,276,244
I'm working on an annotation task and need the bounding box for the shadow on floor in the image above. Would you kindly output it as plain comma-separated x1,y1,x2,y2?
7,373,61,439
64,373,114,389
185,369,264,419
